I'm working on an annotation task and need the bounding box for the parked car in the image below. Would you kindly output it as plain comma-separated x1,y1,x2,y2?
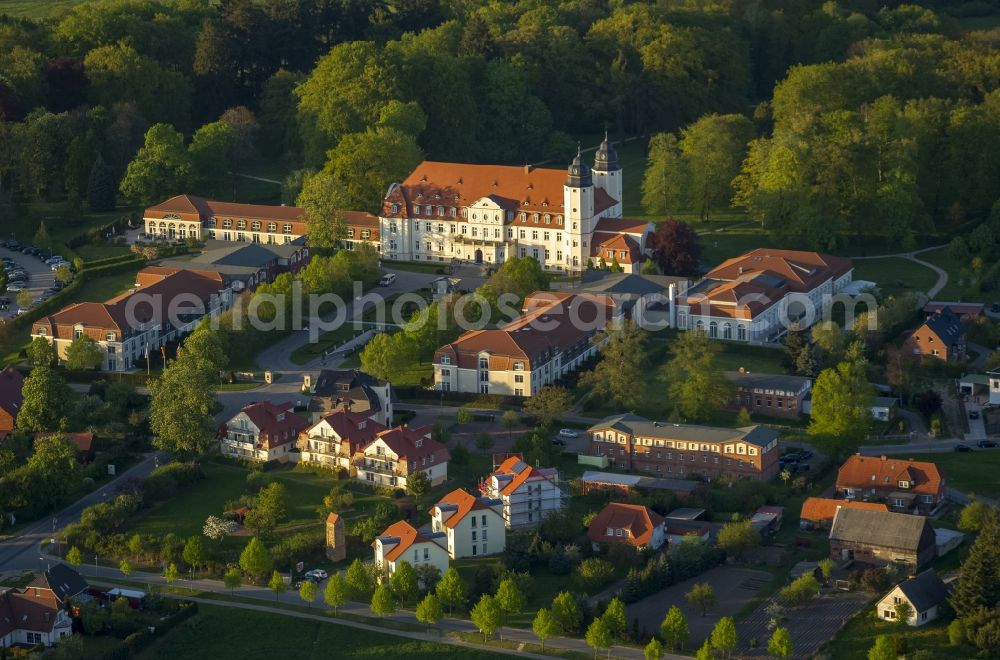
969,410,980,420
292,577,318,589
6,284,24,292
551,436,566,446
379,273,396,286
955,444,973,452
558,428,578,439
304,569,328,580
978,440,998,448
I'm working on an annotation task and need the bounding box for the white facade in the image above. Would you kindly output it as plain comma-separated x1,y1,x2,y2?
220,406,301,463
876,587,942,627
989,370,1000,406
431,500,506,559
481,461,565,530
354,436,448,489
144,215,304,244
297,415,380,470
374,536,450,579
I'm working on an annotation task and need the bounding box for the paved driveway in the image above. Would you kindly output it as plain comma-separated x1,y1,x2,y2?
0,246,56,318
964,401,986,442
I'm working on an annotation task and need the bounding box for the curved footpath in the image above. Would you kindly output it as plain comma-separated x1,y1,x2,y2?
852,244,949,298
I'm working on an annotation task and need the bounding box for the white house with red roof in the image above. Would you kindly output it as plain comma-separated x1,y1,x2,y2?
377,137,652,272
480,456,565,529
220,401,309,463
677,249,854,343
143,194,307,244
353,425,449,489
372,520,449,578
433,291,616,396
297,410,386,470
430,488,506,559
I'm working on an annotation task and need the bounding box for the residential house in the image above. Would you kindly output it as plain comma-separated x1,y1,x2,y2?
664,519,712,546
588,413,781,482
430,489,506,559
587,502,666,551
35,432,96,463
0,366,24,441
32,268,233,372
433,292,616,396
305,369,393,426
479,456,564,529
353,425,449,489
297,410,385,470
726,371,812,419
876,570,949,627
799,497,889,530
372,520,449,579
0,564,85,648
220,401,309,463
836,454,944,514
751,505,784,534
342,211,381,251
376,138,654,272
144,194,307,243
676,249,854,343
829,508,937,570
904,307,966,361
157,240,310,292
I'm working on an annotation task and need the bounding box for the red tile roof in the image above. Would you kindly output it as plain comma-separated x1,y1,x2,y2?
34,269,225,339
35,432,94,455
303,410,386,456
588,503,664,548
145,194,307,233
836,455,943,497
706,249,853,291
434,292,615,370
491,456,558,496
0,366,24,427
234,401,309,449
593,217,652,235
800,497,889,524
432,488,497,529
0,587,61,638
371,425,449,473
373,520,445,562
591,232,642,264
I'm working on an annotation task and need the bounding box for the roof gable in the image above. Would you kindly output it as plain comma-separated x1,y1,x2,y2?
829,508,933,552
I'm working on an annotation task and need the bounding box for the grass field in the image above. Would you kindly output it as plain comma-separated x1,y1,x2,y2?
75,243,134,261
823,609,972,659
887,450,1000,499
135,603,499,660
917,247,992,303
853,257,939,298
0,0,88,18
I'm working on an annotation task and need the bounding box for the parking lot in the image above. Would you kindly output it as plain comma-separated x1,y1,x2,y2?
1,243,62,319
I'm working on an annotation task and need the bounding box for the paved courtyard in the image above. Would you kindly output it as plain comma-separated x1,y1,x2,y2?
626,566,773,645
737,591,871,658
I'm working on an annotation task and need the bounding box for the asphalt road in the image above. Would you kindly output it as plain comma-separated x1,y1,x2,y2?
0,452,163,573
0,246,56,318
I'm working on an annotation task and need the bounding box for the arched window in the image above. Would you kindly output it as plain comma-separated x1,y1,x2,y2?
722,323,732,340
709,321,718,338
737,325,747,341
695,320,705,332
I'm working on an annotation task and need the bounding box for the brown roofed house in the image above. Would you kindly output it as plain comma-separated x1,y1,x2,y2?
372,520,449,577
829,507,936,570
220,401,310,463
904,307,966,361
429,488,506,559
479,456,564,529
34,432,95,464
143,194,307,243
836,454,944,514
799,497,889,530
587,502,665,551
353,425,449,489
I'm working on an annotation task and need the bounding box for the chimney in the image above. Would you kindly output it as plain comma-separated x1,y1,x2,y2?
524,164,533,174
739,367,745,374
880,455,887,461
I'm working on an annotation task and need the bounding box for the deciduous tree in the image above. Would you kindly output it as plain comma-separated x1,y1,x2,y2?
642,132,684,217
471,594,501,642
268,569,286,600
551,591,582,633
119,123,192,204
390,560,419,606
686,582,716,617
436,567,466,614
239,537,274,583
579,320,647,409
224,567,242,593
324,574,350,613
346,558,374,600
17,366,71,432
660,605,689,650
717,520,760,560
524,387,573,427
664,330,733,421
300,579,317,607
768,627,792,659
65,335,104,371
711,616,738,659
416,593,442,629
649,219,702,275
533,607,557,650
585,616,612,659
807,356,874,455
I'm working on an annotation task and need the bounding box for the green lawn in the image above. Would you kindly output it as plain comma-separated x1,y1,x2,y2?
289,324,367,365
0,0,88,17
132,463,248,539
853,257,939,298
75,243,134,261
135,603,499,660
886,450,1000,499
917,247,990,303
823,609,972,659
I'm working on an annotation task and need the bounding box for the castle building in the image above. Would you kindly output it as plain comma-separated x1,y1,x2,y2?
377,137,652,272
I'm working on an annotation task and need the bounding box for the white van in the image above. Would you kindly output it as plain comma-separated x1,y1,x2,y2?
379,273,396,287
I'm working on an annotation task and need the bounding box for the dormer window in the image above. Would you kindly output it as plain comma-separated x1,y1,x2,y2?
898,480,909,489
391,203,399,214
441,356,451,365
416,439,423,448
606,527,613,536
616,529,622,536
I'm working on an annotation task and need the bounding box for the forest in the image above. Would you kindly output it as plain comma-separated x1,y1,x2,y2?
2,0,1000,250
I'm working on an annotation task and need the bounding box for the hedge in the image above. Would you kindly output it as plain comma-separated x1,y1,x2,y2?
95,601,199,660
11,258,146,331
80,254,144,270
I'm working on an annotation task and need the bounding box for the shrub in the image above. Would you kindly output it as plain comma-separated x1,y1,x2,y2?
778,574,820,607
575,557,616,591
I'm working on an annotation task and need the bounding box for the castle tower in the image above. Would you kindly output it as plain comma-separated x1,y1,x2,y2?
564,147,594,270
592,132,622,218
326,512,346,561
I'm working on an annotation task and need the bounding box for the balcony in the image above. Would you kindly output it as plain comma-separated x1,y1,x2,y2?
354,458,404,477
